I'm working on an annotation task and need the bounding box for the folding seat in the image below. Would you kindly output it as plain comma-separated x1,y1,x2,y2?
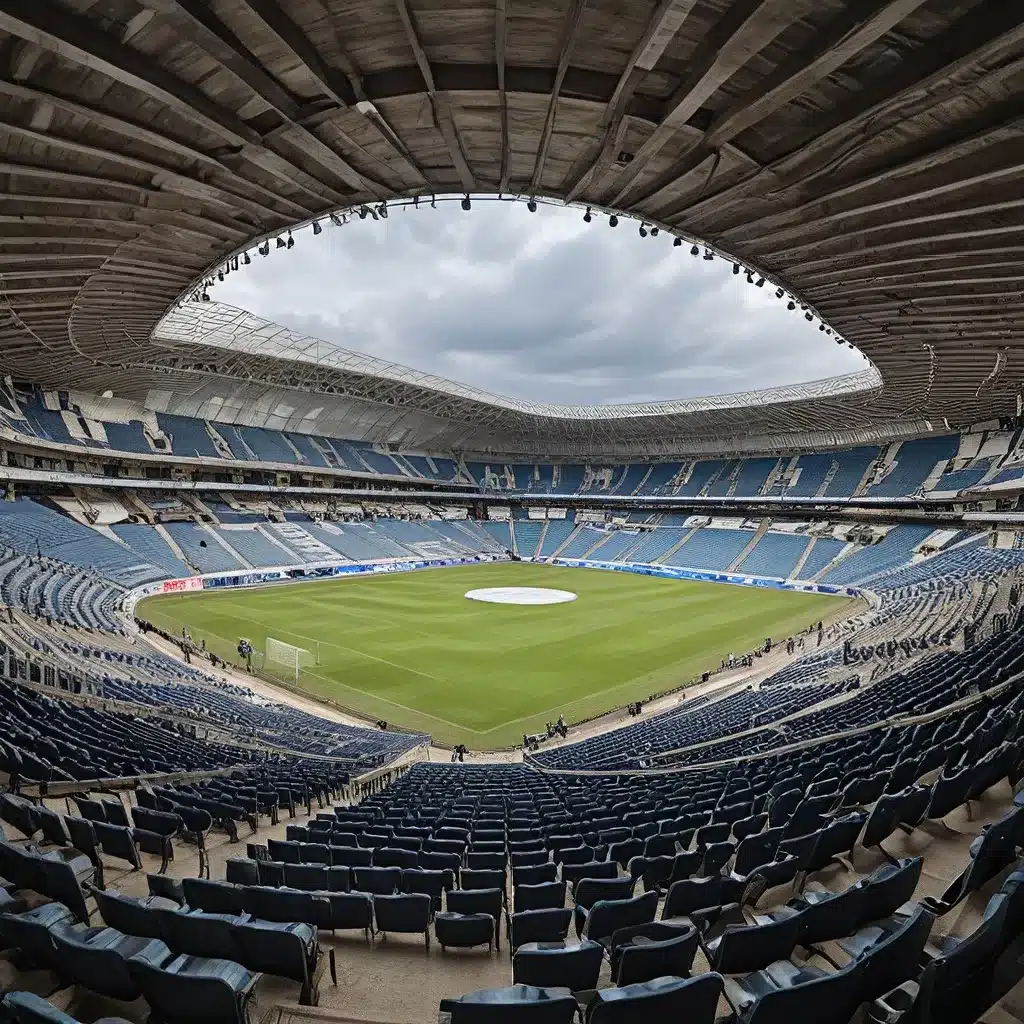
641,834,676,858
351,865,401,896
267,839,301,864
838,904,934,1004
607,921,699,986
515,881,565,912
177,806,214,879
147,874,185,905
256,860,285,887
183,878,245,916
667,850,704,885
699,903,803,975
425,838,465,857
225,858,261,887
235,916,329,1005
287,825,312,842
437,826,470,843
73,797,107,824
803,813,865,877
633,855,674,894
513,939,603,992
464,867,507,892
473,829,505,844
572,877,636,938
0,903,75,970
465,851,503,871
509,907,573,953
580,890,658,950
401,868,449,911
861,790,907,854
858,857,922,925
329,833,359,849
732,814,768,842
512,862,556,888
777,829,819,875
606,839,642,870
37,807,70,847
419,850,462,877
330,846,372,868
696,822,732,849
94,887,172,938
374,893,433,949
50,921,161,1002
38,848,95,924
439,984,578,1024
470,841,505,855
767,789,802,827
441,887,503,949
897,785,931,831
511,849,548,868
731,827,784,879
99,799,131,828
662,876,730,920
300,843,332,865
65,816,104,887
92,822,143,871
127,939,256,1023
925,765,975,821
880,890,1010,1024
370,846,417,870
4,990,131,1023
789,880,867,947
701,841,736,877
727,955,862,1024
561,860,617,890
584,973,723,1024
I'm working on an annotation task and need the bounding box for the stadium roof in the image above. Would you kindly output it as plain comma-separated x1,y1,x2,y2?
0,0,1021,455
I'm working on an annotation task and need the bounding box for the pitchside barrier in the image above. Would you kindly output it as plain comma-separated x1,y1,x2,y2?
545,556,866,602
124,550,867,624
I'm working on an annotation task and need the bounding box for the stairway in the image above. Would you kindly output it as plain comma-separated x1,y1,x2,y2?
815,461,838,498
156,523,194,571
534,519,549,558
810,540,857,581
728,518,770,571
790,536,816,580
581,531,612,559
655,526,699,565
257,525,301,563
202,523,253,568
630,465,652,495
551,524,584,558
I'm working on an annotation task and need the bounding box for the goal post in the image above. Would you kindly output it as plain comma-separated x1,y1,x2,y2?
264,636,316,682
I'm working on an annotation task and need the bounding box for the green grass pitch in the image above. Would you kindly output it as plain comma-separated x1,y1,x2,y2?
138,562,851,748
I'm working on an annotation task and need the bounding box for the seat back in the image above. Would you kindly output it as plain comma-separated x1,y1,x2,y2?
859,857,922,926
710,911,802,974
586,973,723,1024
611,923,699,986
583,891,658,944
746,959,862,1024
353,866,402,895
663,877,724,919
857,904,934,1002
512,939,604,992
284,863,329,892
94,888,163,938
449,984,578,1024
183,878,244,915
574,877,635,913
510,908,573,951
512,863,557,888
447,887,503,921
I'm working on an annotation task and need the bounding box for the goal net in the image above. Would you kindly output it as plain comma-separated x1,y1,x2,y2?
264,637,315,682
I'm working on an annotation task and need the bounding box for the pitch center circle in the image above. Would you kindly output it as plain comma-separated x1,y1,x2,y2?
465,586,578,606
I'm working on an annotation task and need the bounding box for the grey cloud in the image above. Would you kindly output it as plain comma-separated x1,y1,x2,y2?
211,202,862,406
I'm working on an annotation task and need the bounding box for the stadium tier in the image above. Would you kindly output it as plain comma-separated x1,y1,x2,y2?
8,390,1024,503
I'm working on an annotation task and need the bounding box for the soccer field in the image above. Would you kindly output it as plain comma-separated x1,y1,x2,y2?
138,562,852,748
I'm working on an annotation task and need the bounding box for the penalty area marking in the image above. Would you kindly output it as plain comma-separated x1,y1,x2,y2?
465,586,578,606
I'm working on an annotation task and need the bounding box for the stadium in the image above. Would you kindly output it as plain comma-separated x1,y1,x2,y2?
0,2,1022,1023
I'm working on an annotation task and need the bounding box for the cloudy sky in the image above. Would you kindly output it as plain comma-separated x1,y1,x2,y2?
210,199,863,407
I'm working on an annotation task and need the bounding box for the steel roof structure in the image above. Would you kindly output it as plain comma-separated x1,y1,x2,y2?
0,0,1021,455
